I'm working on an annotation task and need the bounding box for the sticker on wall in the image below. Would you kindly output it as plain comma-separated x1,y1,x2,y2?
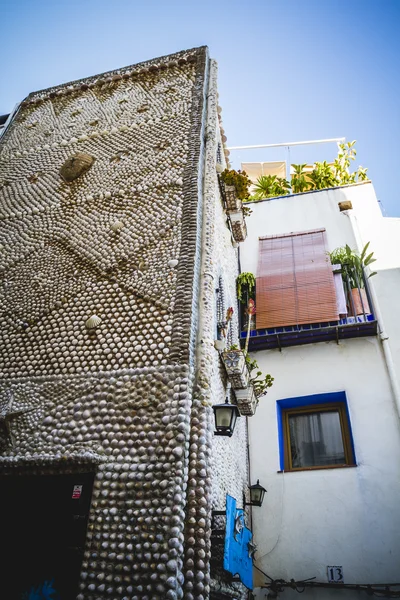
327,566,344,583
72,485,83,499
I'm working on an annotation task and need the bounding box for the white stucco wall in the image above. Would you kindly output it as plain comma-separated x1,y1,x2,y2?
240,183,400,597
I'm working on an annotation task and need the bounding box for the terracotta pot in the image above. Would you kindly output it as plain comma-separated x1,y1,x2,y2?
350,288,370,316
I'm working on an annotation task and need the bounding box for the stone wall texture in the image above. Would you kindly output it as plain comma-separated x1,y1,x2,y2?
0,47,249,600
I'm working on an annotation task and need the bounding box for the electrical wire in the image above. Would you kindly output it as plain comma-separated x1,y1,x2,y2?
258,574,400,598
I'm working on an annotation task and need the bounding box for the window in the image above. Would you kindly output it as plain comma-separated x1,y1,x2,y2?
256,229,339,329
277,392,356,472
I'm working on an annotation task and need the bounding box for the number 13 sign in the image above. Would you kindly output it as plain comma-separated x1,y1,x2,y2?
327,566,344,583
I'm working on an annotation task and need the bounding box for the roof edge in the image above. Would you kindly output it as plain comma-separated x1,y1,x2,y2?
244,180,373,204
25,45,208,103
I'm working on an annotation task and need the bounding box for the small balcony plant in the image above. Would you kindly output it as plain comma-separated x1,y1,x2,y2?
237,272,255,305
237,272,256,333
329,242,377,316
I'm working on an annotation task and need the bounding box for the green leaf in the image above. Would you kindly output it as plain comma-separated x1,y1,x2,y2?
360,242,370,261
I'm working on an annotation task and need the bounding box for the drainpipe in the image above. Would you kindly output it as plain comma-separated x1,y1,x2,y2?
183,56,221,598
347,212,400,420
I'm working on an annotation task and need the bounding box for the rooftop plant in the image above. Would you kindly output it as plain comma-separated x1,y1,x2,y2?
329,242,377,289
246,141,369,201
220,169,252,200
249,175,290,200
291,164,310,194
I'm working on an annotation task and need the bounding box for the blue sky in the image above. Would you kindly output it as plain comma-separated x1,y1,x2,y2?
2,0,399,215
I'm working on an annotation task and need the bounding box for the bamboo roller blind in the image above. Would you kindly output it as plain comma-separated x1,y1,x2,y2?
256,229,339,328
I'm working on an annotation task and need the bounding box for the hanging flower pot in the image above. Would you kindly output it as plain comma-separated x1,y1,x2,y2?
222,183,242,212
221,349,249,389
228,211,247,243
235,385,258,417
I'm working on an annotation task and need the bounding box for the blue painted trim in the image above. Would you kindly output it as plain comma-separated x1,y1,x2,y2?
276,391,356,470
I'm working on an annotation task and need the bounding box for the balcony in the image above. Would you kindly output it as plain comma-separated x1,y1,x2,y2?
239,269,378,352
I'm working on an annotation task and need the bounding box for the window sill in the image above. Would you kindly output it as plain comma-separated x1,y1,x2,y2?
277,464,357,474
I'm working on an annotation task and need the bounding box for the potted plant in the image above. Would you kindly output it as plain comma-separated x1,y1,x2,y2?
329,242,377,316
220,169,251,211
250,175,290,200
237,272,255,305
237,272,256,333
235,385,258,416
291,164,310,194
235,355,274,416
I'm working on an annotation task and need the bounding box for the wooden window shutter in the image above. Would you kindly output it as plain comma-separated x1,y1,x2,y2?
256,229,339,329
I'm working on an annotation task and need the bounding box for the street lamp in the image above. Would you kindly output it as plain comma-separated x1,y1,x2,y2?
245,480,267,507
213,398,240,437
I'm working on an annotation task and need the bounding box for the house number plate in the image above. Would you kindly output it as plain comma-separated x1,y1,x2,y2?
327,566,344,583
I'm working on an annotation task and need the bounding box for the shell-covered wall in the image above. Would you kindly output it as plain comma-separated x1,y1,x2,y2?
0,48,206,376
0,47,249,600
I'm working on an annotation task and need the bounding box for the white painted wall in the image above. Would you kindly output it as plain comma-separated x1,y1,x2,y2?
239,183,400,597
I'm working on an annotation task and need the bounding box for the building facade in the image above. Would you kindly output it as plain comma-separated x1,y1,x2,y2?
239,182,400,598
0,47,252,600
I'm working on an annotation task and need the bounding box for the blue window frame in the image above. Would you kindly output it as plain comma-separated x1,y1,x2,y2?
276,391,356,471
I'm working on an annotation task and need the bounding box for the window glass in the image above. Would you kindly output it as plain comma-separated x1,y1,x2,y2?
288,410,345,468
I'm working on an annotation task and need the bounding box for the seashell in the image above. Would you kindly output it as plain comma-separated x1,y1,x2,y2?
85,315,102,329
60,153,95,182
110,220,124,232
168,259,178,268
216,163,224,173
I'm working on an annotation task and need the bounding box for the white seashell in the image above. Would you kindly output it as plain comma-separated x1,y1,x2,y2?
168,259,178,268
85,315,102,329
216,163,224,173
214,339,225,351
111,220,124,232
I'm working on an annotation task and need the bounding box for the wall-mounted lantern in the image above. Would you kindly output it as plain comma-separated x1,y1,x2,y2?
213,398,240,437
245,480,267,507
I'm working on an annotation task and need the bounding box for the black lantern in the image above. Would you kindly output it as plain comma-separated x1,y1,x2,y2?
213,398,240,437
247,480,267,507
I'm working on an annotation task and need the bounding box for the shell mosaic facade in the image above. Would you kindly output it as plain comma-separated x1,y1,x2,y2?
0,46,249,599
